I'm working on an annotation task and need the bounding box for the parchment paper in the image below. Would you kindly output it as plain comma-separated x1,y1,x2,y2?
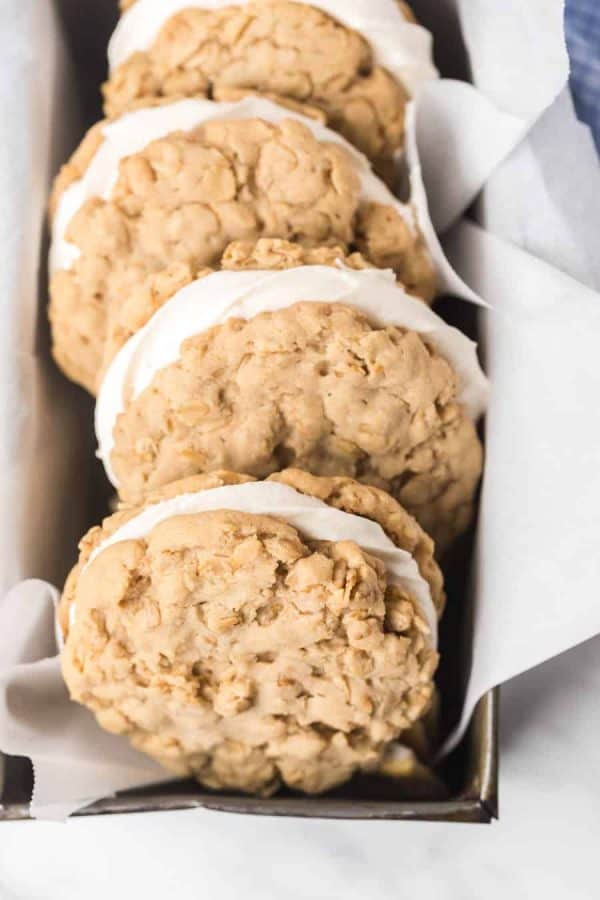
0,0,91,596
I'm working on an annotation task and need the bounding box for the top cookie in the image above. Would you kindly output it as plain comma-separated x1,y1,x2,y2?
61,471,441,795
49,99,437,394
99,238,372,385
91,254,487,555
105,0,437,181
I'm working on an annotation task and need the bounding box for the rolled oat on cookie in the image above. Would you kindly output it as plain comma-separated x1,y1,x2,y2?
60,471,441,796
48,97,437,393
95,261,487,553
105,0,438,180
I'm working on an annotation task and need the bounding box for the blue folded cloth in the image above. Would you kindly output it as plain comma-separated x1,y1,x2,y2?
565,0,600,150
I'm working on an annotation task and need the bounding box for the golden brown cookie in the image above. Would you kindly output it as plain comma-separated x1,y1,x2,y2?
49,106,436,393
105,0,429,181
61,471,440,796
100,238,371,388
267,470,445,613
105,300,482,554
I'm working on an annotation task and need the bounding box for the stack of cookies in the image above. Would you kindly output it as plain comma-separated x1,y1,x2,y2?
50,0,487,798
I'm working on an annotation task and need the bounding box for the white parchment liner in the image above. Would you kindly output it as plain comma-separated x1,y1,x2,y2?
2,0,599,819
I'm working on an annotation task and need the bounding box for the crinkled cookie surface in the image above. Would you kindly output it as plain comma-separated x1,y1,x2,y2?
110,302,482,554
60,469,444,627
268,468,444,614
105,0,413,180
50,118,435,394
61,470,439,795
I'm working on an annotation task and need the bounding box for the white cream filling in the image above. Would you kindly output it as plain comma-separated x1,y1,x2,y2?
95,263,488,486
49,96,419,276
108,0,439,96
75,481,438,648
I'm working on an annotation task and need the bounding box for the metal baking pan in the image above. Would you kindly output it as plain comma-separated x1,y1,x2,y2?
0,0,497,823
0,471,497,823
0,690,497,822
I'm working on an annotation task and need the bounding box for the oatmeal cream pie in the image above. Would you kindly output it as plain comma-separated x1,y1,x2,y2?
88,239,372,394
105,0,438,181
95,262,487,553
61,471,441,795
49,97,437,393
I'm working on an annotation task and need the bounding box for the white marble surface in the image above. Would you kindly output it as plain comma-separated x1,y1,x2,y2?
1,637,598,899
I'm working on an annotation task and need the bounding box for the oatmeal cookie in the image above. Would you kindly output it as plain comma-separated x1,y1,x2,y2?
106,0,437,179
101,238,371,387
49,100,436,393
103,296,483,553
61,471,440,795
